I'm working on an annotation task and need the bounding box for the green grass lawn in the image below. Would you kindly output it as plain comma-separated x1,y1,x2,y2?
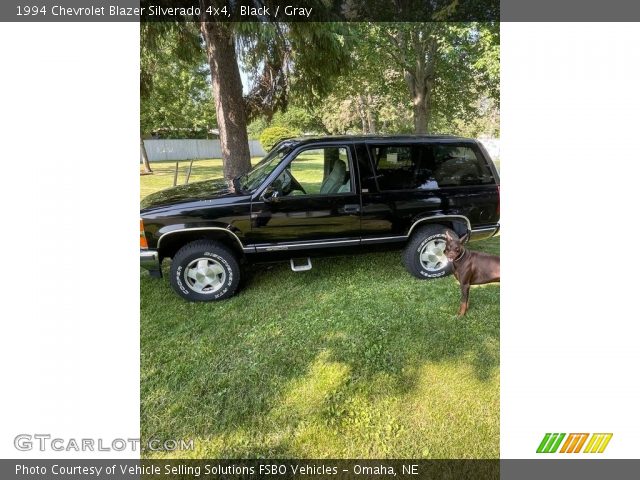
141,256,499,458
140,159,499,459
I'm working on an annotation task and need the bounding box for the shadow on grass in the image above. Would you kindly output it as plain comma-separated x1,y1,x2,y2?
141,237,500,458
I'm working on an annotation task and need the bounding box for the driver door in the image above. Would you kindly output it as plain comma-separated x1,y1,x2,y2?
248,145,362,251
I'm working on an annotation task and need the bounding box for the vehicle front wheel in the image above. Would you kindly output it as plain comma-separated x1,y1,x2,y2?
169,240,240,301
403,225,455,280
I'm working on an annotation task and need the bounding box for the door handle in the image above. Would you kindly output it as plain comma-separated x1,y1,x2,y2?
341,204,361,214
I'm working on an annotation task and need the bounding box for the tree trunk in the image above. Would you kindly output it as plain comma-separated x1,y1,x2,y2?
140,137,152,174
412,85,430,134
366,94,377,134
403,35,437,134
357,96,368,134
200,20,251,184
405,72,429,134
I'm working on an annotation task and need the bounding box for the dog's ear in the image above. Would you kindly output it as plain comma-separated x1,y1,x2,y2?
459,232,469,244
444,230,453,241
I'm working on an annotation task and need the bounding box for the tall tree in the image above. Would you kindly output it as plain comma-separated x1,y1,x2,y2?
245,22,498,138
197,9,351,182
376,22,499,133
200,21,252,181
142,4,350,182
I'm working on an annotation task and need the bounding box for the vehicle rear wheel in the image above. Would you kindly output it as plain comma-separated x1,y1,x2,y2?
403,225,455,279
169,240,240,301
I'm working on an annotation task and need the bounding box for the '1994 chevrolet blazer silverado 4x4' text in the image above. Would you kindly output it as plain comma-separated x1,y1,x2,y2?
140,135,500,301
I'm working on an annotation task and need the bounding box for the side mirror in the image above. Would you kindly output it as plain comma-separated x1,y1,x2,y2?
260,187,280,203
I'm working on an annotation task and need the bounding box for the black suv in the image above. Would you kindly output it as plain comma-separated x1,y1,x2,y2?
140,135,500,301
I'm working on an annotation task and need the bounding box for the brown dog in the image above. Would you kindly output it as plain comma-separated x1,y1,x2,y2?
444,231,500,315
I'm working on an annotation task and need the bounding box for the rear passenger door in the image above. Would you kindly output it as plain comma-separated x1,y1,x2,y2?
248,144,362,251
358,142,499,239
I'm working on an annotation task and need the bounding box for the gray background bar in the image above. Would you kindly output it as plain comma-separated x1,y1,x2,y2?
501,459,640,480
3,0,640,21
501,0,640,21
2,459,640,479
0,0,141,22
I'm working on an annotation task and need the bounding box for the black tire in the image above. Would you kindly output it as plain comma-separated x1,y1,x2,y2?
403,224,455,280
169,240,240,301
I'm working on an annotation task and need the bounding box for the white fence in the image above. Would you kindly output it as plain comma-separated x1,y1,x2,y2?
143,139,266,162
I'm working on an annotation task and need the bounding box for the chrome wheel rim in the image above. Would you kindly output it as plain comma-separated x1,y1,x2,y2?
184,257,226,294
419,238,449,272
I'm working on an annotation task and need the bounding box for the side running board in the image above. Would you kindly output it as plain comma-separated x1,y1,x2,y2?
290,257,312,272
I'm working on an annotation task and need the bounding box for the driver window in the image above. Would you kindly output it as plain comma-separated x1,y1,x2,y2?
275,147,351,196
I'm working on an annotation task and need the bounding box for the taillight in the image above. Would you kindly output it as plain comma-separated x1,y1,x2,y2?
140,219,148,249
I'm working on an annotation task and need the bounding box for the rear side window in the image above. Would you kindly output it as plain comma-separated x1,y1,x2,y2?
369,144,495,190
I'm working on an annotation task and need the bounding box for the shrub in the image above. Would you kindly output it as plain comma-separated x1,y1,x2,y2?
259,126,298,152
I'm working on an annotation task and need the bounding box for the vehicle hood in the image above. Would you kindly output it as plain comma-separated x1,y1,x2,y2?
140,179,241,210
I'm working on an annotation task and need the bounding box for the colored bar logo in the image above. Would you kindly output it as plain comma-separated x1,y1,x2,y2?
537,433,612,453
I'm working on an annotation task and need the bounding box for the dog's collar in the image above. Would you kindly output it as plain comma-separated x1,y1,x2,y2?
453,249,467,263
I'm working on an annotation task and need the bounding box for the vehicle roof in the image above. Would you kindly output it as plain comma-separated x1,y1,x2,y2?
282,134,477,147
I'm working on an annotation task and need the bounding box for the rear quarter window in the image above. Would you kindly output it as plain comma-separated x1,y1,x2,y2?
369,143,495,190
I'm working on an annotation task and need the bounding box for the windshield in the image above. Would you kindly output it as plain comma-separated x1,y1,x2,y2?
238,144,291,192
